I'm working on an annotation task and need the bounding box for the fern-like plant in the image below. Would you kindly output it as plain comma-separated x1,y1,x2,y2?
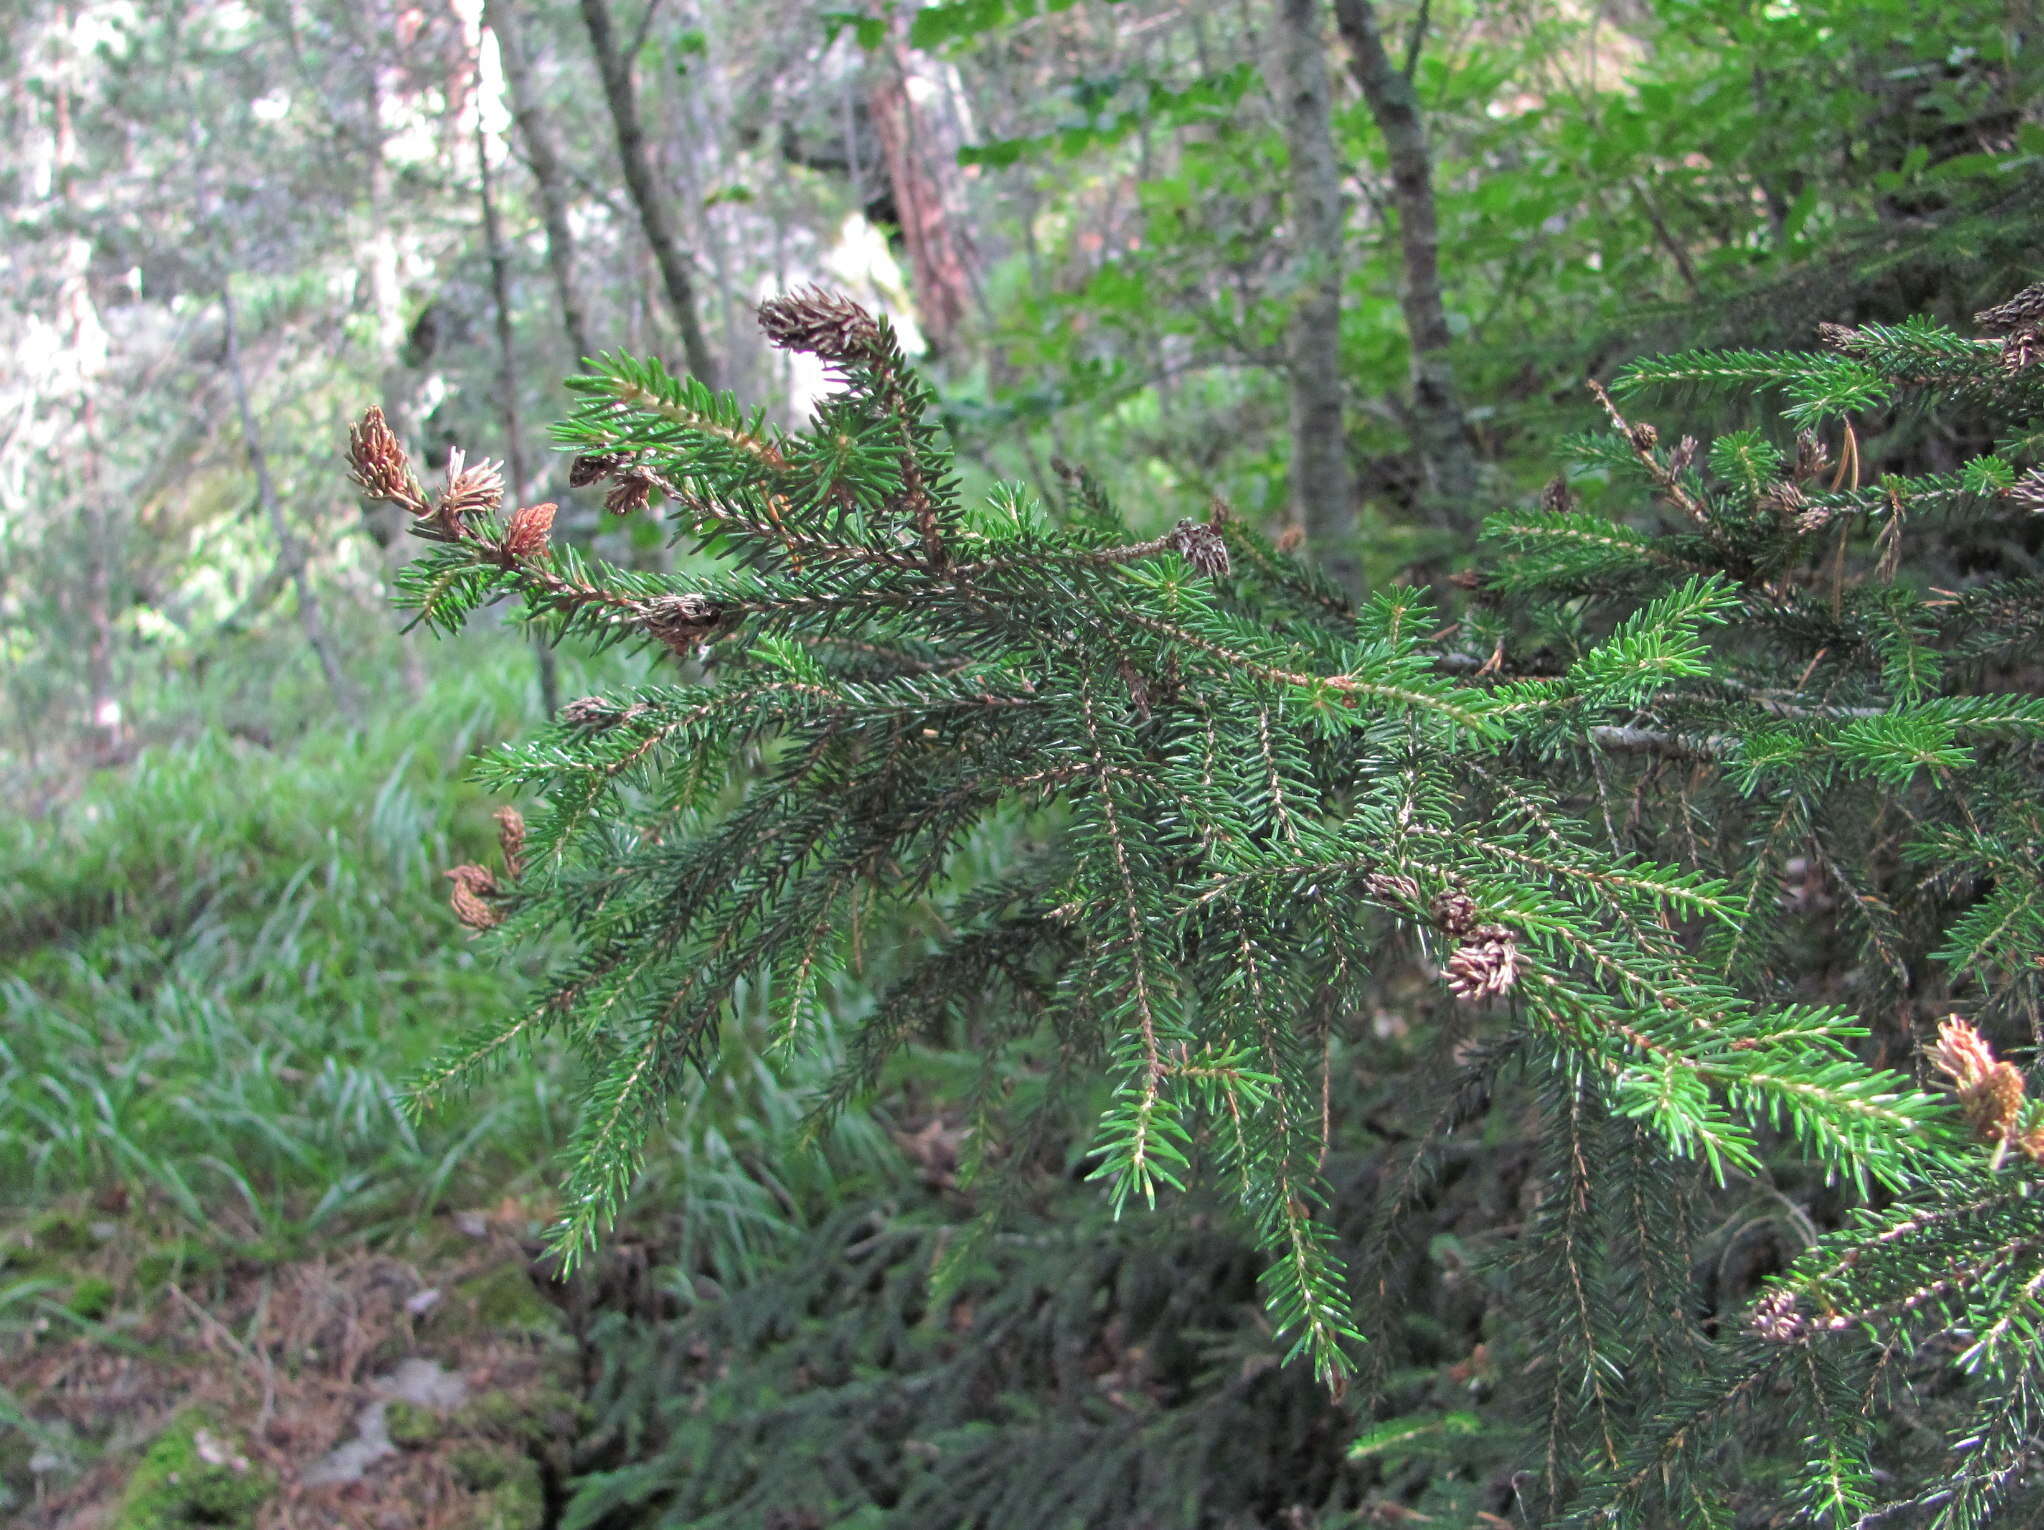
352,287,2044,1522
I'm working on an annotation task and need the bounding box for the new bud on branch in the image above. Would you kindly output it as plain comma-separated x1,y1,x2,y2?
345,406,428,516
501,502,556,563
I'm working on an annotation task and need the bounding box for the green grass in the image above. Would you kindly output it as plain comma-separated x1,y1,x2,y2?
1,643,566,1244
0,638,905,1276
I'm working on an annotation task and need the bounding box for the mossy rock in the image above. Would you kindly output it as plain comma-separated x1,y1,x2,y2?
385,1398,442,1448
449,1444,545,1530
456,1383,587,1453
111,1411,272,1530
449,1265,560,1339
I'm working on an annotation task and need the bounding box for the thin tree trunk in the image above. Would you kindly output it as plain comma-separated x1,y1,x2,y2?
1332,0,1478,523
220,280,359,725
360,47,429,695
52,59,122,759
1275,0,1362,599
477,114,562,718
80,397,122,761
579,0,719,387
488,0,595,365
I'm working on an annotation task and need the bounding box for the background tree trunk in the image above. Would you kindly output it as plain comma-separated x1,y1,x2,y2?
866,8,981,357
358,34,430,696
580,0,720,388
488,0,595,366
1275,0,1362,599
80,397,122,762
477,113,562,718
1332,0,1478,525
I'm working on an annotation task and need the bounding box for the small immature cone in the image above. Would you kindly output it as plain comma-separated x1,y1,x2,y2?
641,592,728,654
1445,924,1522,1003
1793,430,1831,482
1760,481,1809,516
560,696,624,730
604,471,654,518
1363,871,1422,908
1814,322,1863,352
1930,1017,2023,1141
1974,283,2044,336
1749,1287,1807,1344
757,287,882,365
1169,519,1230,580
1974,286,2044,373
569,452,626,487
1927,1016,2044,1163
347,407,430,515
1430,889,1481,939
445,864,503,930
502,503,556,562
494,807,526,880
1539,475,1575,514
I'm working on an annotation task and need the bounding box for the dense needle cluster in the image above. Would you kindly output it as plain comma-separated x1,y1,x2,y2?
365,288,2044,1521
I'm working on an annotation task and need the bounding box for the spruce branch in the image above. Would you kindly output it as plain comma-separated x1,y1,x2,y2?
363,287,2044,1453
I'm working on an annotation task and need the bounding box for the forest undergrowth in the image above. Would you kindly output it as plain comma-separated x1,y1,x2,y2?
0,640,912,1528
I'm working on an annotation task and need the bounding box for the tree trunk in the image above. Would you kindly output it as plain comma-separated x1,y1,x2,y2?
80,397,122,762
1275,0,1362,599
488,0,595,365
50,61,123,759
1332,0,1478,524
220,280,360,726
866,8,980,357
580,0,719,388
477,113,562,718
